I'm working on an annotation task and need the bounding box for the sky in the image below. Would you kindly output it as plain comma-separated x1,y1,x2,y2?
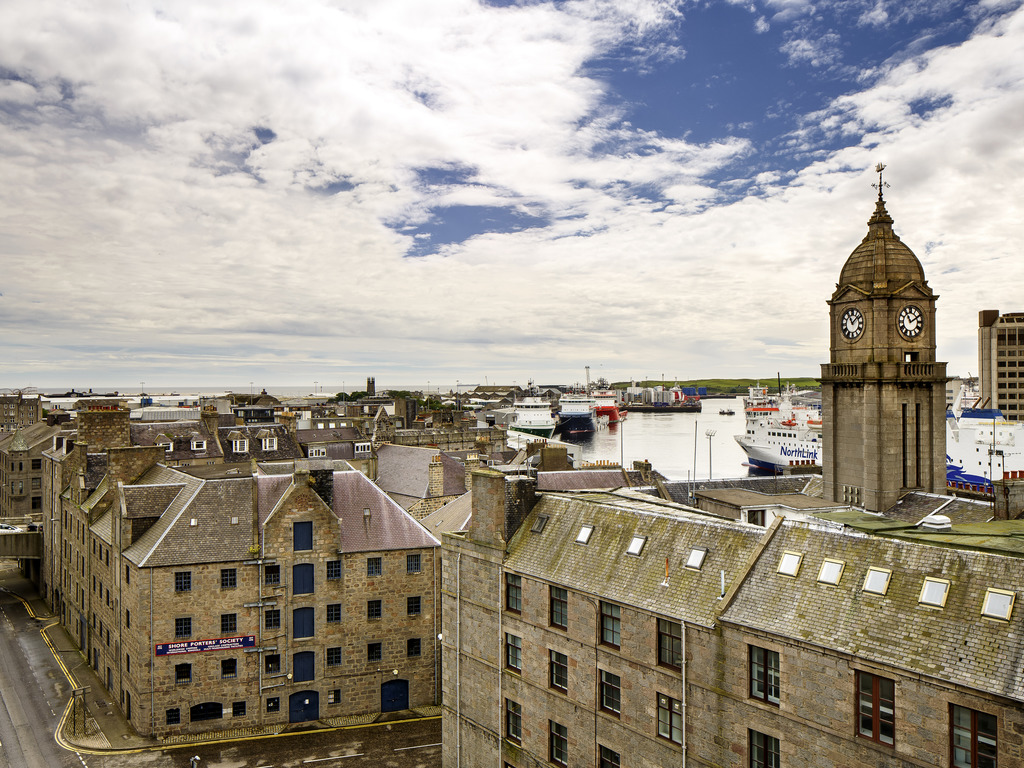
2,0,1023,392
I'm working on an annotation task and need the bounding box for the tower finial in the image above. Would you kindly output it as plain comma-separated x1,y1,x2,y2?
871,162,890,201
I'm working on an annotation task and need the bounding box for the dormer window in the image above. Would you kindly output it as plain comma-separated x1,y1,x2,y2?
355,442,371,454
160,441,173,453
232,439,248,453
309,447,327,458
191,440,206,451
262,437,277,451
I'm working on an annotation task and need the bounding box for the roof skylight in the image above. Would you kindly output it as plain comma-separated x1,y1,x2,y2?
626,536,646,556
530,515,549,533
862,567,892,595
919,577,950,607
817,559,845,585
575,525,594,544
981,588,1015,621
685,547,707,570
777,551,803,577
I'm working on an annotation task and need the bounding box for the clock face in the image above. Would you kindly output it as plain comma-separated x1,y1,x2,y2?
840,307,864,340
898,305,924,338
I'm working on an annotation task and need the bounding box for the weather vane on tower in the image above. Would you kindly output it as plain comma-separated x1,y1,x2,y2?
872,162,890,200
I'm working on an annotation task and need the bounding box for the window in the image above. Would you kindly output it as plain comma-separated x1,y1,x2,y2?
31,458,41,470
550,586,568,629
264,564,280,585
326,647,342,667
920,577,951,607
174,571,191,592
747,509,766,526
658,618,682,669
749,646,780,705
505,699,522,743
407,638,421,657
368,643,382,662
166,708,181,725
750,729,780,768
407,553,421,573
220,568,237,589
174,617,192,639
355,442,371,454
505,573,522,612
293,521,312,551
599,746,621,768
221,613,237,634
262,437,277,451
308,447,327,457
550,721,568,766
293,651,315,682
293,607,314,638
658,694,683,744
175,663,191,684
232,438,248,453
505,633,522,672
265,654,281,674
626,535,646,556
576,525,594,544
327,688,341,704
232,701,246,717
407,596,421,616
221,658,237,679
367,600,382,620
951,704,997,768
777,551,803,577
265,609,281,630
326,560,341,580
600,601,620,648
817,559,845,585
600,670,621,715
685,547,708,570
550,650,568,692
367,557,382,577
266,697,280,713
982,588,1015,621
531,514,549,533
191,439,206,451
293,563,314,594
863,567,892,595
857,671,895,745
326,603,341,623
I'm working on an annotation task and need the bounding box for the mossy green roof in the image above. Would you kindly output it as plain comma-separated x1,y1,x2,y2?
505,492,765,627
721,520,1024,700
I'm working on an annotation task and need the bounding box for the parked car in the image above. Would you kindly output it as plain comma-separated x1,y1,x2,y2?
0,523,19,531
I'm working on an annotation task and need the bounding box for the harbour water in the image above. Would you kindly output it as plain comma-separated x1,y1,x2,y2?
564,396,751,482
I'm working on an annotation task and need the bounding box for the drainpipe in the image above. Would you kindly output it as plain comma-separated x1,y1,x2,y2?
149,566,155,735
455,550,461,768
497,563,503,768
433,547,438,705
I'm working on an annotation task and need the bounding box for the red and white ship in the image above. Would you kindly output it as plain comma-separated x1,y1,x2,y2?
593,390,627,424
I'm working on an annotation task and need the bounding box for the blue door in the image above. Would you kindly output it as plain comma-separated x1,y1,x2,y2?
293,651,315,682
381,679,409,713
289,691,319,723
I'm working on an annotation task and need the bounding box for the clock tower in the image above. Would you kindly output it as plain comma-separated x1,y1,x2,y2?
820,167,947,512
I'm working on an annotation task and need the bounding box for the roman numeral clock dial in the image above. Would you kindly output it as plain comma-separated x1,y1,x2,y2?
840,307,864,340
898,305,923,338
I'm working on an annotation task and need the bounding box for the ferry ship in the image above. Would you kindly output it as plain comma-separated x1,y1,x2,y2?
556,393,598,434
593,390,626,424
507,397,557,438
946,382,1024,495
733,385,822,472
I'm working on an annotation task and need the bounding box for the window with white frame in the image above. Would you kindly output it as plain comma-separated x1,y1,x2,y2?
309,447,327,457
232,439,248,453
262,437,277,451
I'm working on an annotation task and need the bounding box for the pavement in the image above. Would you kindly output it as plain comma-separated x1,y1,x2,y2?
2,570,441,755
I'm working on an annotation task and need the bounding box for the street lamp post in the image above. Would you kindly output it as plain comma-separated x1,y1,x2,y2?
705,429,717,481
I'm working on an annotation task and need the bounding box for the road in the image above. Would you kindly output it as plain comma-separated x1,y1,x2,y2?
0,563,441,768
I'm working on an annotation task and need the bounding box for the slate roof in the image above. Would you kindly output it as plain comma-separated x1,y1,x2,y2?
882,492,993,524
124,469,253,567
332,471,440,552
537,469,627,491
217,424,302,462
658,475,813,504
257,473,292,526
504,492,766,627
720,520,1024,700
85,453,109,490
296,427,362,443
130,420,223,463
0,422,57,453
122,483,185,519
696,487,848,511
375,444,466,509
420,491,473,536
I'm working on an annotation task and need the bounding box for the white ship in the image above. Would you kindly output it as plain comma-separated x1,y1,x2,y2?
508,397,557,439
733,385,822,473
946,382,1024,495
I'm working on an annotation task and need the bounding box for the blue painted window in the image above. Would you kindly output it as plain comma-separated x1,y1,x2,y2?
293,607,314,639
293,563,314,595
293,521,312,551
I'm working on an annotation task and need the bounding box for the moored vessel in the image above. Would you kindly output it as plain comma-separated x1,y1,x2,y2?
508,397,557,438
593,390,627,424
946,381,1024,495
733,384,822,472
557,393,597,434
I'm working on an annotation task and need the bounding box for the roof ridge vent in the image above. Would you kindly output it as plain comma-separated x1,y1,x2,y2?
920,514,952,531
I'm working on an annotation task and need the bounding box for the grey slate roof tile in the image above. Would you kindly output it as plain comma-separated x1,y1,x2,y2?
537,469,627,491
420,491,473,535
505,492,765,627
332,472,440,552
721,521,1024,700
130,420,223,463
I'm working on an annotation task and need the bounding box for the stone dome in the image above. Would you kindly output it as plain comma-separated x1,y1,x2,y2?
838,196,926,293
